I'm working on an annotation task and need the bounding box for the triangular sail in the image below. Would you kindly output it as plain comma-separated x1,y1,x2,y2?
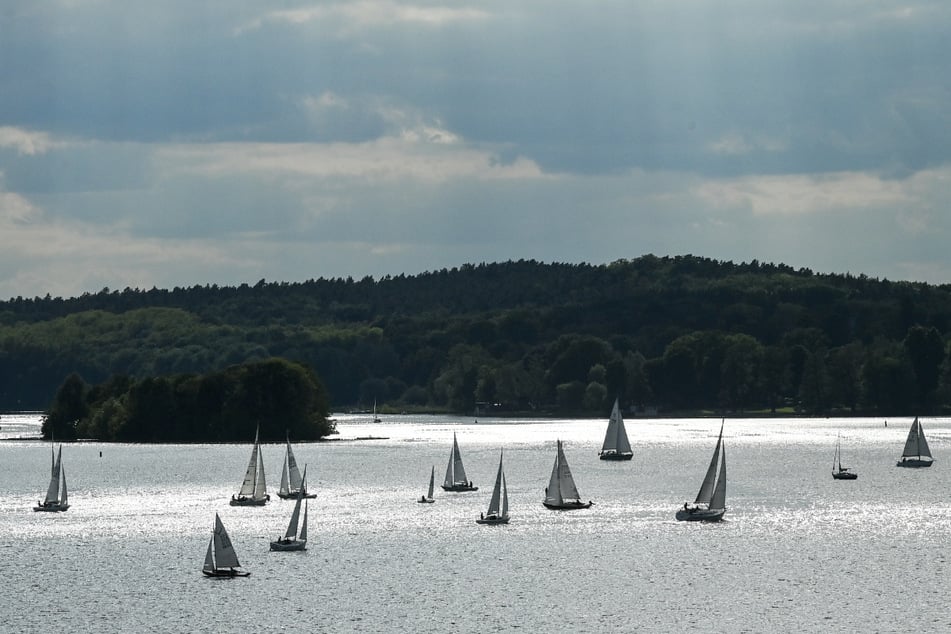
213,514,240,569
547,440,580,503
601,398,632,454
279,459,290,497
44,446,62,504
285,467,307,539
695,421,724,505
286,440,302,491
238,429,260,497
253,439,268,500
299,500,308,542
709,443,727,510
203,538,215,572
501,472,509,517
917,418,932,458
60,466,68,507
427,465,435,499
443,433,468,486
487,451,504,515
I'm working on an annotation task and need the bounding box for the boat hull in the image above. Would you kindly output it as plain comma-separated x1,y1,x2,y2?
832,471,858,480
270,539,307,552
202,568,251,577
896,458,933,468
277,491,317,500
416,497,435,504
676,507,725,522
33,503,69,512
599,452,633,461
441,484,478,492
543,500,593,510
476,515,510,525
229,495,270,506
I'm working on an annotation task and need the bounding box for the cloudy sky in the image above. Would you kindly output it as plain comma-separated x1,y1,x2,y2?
2,1,950,299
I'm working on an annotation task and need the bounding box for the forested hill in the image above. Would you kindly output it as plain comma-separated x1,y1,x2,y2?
2,255,951,416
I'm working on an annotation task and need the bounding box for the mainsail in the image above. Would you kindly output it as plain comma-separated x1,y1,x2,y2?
546,440,581,504
238,429,261,497
695,421,724,506
601,398,633,455
487,451,505,516
44,446,63,504
212,513,240,569
902,417,932,459
443,433,469,487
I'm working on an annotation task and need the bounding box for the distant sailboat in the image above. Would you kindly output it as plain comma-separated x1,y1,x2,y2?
271,466,309,551
372,399,382,423
202,513,250,577
599,398,633,460
34,444,69,512
442,433,477,491
230,426,270,506
477,450,510,524
676,420,726,522
896,416,933,468
543,440,592,510
832,433,858,480
417,465,436,503
277,434,315,499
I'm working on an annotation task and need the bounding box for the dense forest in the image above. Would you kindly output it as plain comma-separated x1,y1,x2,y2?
3,255,951,418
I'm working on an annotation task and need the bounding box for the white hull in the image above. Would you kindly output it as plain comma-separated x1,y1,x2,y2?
417,497,435,504
676,507,725,522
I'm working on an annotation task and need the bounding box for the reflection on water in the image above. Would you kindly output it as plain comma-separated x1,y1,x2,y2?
1,414,950,632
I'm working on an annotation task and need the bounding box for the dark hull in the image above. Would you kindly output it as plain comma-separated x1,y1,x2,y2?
476,515,510,525
277,491,317,500
832,471,858,480
675,507,725,522
896,458,933,468
441,485,478,492
599,452,633,461
202,569,250,577
417,497,435,504
33,503,69,512
229,496,269,506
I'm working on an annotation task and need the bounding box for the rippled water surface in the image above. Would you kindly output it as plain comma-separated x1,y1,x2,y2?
2,413,951,632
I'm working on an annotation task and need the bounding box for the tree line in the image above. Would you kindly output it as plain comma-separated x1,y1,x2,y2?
3,255,951,419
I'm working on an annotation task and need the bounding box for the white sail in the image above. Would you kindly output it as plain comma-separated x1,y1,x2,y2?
902,417,932,459
279,459,290,497
501,472,508,517
695,421,724,505
237,429,260,497
427,465,435,499
60,466,68,507
709,443,726,510
286,439,302,491
252,441,268,500
44,446,62,504
443,433,468,487
213,514,240,569
486,451,504,516
601,398,633,455
546,440,581,504
299,500,308,542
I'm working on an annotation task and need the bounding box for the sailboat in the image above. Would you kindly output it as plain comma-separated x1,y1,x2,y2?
271,466,309,551
230,426,270,506
202,513,250,577
599,398,633,460
896,416,933,467
442,433,477,491
832,433,858,480
34,444,69,512
676,420,726,522
417,465,436,503
543,440,592,510
477,450,510,524
372,399,382,423
277,434,315,499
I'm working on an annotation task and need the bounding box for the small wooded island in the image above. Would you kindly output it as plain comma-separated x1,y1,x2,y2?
43,358,333,442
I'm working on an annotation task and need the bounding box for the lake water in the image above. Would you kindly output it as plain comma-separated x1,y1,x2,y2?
1,412,950,633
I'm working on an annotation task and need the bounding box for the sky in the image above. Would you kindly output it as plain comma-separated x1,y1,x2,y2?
1,1,950,300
